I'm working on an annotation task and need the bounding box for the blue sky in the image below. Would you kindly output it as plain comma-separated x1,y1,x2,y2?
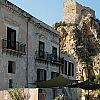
8,0,100,26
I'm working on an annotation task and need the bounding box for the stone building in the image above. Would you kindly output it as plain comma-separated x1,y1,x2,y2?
53,0,100,99
0,0,78,99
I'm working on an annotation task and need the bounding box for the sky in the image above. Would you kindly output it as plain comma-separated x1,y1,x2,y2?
8,0,100,26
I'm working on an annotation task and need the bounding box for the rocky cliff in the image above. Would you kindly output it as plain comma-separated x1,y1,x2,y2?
53,13,100,81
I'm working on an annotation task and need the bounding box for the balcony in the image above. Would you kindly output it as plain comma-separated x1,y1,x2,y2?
35,51,64,66
2,39,26,55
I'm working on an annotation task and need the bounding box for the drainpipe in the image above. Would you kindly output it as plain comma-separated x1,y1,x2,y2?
26,17,31,88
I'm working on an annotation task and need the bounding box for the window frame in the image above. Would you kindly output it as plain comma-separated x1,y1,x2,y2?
8,61,16,74
9,79,13,88
68,62,74,76
37,69,46,81
7,27,16,50
64,60,68,75
39,41,45,58
52,46,57,61
51,72,59,79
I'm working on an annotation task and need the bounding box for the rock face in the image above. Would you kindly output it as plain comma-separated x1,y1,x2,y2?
53,0,100,99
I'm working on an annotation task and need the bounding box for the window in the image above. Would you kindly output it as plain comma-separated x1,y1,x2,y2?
72,63,74,76
62,60,68,75
51,72,59,79
9,79,13,88
19,44,25,53
61,57,64,64
68,62,71,76
68,62,74,76
52,47,57,61
7,27,16,50
37,69,46,81
65,61,68,75
8,61,16,74
39,41,45,58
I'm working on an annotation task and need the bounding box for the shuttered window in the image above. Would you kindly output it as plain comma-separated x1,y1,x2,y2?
9,79,13,88
68,62,71,76
52,46,57,61
37,69,46,81
68,62,74,76
39,41,45,58
7,27,16,50
51,72,59,79
8,61,16,74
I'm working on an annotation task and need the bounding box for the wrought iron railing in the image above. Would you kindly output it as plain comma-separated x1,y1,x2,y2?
35,51,64,66
2,39,26,55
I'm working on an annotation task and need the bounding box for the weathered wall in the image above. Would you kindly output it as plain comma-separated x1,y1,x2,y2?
0,3,27,89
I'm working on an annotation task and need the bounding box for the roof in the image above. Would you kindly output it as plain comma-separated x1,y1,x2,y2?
0,0,60,37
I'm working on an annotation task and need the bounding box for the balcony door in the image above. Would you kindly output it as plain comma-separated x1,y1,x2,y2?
37,69,46,81
39,41,45,58
52,46,57,61
7,27,16,50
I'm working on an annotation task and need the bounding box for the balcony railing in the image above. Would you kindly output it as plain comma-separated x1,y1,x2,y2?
2,39,26,55
35,51,64,66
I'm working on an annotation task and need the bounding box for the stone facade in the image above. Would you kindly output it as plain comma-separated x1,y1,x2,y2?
0,0,27,89
0,0,78,100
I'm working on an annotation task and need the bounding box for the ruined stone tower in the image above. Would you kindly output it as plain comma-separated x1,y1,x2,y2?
63,0,95,24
